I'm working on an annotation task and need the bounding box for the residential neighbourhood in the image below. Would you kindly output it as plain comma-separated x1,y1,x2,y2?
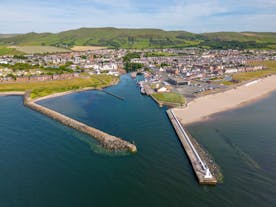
0,48,275,100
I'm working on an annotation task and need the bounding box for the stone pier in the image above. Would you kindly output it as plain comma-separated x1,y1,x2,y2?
23,93,137,153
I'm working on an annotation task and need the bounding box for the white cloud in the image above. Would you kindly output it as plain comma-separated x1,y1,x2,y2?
0,0,275,33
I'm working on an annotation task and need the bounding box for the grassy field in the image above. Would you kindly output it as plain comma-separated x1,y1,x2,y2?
0,75,118,99
0,46,24,56
12,46,70,54
233,61,276,82
71,46,107,51
221,61,276,85
152,92,185,104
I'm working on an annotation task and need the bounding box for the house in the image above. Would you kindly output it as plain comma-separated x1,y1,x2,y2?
225,69,238,74
157,87,168,93
168,77,190,86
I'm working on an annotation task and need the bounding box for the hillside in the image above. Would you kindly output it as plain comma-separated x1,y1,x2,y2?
200,32,276,49
0,28,275,50
0,34,20,39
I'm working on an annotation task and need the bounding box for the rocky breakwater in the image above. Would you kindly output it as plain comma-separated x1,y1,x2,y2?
23,93,137,153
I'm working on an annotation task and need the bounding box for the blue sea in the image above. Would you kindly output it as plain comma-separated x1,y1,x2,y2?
0,74,275,207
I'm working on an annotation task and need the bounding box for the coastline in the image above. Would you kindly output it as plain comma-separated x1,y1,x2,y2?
0,91,25,96
173,75,276,125
0,78,137,153
33,87,99,102
0,78,120,102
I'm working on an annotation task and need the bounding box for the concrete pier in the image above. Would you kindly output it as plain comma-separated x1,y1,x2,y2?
167,109,217,185
102,89,125,100
23,93,136,153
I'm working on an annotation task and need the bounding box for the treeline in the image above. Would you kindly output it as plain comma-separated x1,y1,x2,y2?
199,40,271,49
123,52,143,72
1,63,74,74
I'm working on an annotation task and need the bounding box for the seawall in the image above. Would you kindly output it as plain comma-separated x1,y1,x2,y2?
167,109,217,185
0,91,25,96
23,93,137,153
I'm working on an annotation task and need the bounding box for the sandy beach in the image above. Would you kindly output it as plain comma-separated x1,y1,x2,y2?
173,75,276,125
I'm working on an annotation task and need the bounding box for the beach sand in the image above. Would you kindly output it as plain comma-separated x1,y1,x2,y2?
173,75,276,125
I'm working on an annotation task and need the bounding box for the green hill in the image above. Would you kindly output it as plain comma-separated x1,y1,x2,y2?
0,28,275,49
0,34,20,39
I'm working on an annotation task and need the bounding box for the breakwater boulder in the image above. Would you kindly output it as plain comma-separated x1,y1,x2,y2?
24,93,137,153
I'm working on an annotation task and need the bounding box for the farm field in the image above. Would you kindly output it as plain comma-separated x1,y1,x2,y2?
11,46,70,54
71,46,107,51
0,46,24,56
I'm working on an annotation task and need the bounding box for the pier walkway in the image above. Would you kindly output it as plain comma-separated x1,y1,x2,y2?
167,109,217,185
102,89,125,100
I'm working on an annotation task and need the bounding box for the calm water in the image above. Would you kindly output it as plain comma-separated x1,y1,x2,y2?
0,74,275,207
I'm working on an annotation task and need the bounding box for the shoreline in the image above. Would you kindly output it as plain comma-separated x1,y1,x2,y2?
173,75,276,125
0,91,25,96
33,87,99,102
0,78,120,102
0,78,137,153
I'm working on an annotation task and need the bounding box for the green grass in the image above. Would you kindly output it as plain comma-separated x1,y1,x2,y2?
0,75,118,99
232,61,276,82
0,46,24,56
221,60,276,85
1,28,275,49
221,81,236,86
152,92,185,104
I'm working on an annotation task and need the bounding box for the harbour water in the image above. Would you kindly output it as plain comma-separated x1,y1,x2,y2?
0,74,275,206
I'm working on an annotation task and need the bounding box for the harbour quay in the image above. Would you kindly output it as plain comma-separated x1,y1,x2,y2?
167,109,217,185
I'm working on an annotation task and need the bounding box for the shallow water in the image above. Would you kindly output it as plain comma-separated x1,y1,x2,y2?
0,74,275,206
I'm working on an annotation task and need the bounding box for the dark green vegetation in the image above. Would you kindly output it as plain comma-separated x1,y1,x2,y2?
1,63,74,75
122,51,176,72
123,52,144,72
144,51,177,57
1,28,276,49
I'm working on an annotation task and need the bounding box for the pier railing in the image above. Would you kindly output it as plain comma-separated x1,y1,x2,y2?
171,110,208,172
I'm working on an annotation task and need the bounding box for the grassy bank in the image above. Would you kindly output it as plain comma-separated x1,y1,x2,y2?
222,60,276,85
233,61,276,82
0,75,118,99
152,92,185,105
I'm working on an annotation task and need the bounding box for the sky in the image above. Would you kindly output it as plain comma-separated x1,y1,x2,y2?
0,0,275,33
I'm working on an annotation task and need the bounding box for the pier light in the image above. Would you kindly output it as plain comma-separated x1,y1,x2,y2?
204,168,213,179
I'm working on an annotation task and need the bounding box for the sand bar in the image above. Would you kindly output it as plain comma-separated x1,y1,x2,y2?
173,75,276,125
